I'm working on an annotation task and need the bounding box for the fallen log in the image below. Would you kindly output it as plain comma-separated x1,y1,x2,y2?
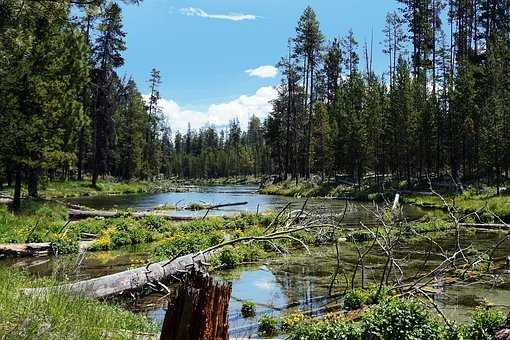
459,223,510,230
68,209,198,221
23,251,214,298
204,202,248,210
0,241,93,257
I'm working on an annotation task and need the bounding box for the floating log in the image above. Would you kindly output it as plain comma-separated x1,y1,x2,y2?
0,241,93,258
160,270,232,340
459,223,510,230
23,251,214,298
205,202,248,210
68,209,198,221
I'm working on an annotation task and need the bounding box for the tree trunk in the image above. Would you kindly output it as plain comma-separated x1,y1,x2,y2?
27,168,39,198
11,167,22,212
160,270,232,340
77,122,85,181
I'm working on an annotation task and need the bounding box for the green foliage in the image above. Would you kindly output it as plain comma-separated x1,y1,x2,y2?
153,231,224,259
289,319,361,340
38,180,180,199
344,289,369,310
0,267,157,338
361,298,441,340
241,301,256,318
0,201,68,243
344,287,387,310
258,314,279,338
216,246,243,269
281,312,306,332
49,234,80,255
90,218,156,250
467,307,505,340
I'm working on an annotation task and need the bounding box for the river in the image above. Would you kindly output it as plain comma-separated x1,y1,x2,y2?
2,185,510,338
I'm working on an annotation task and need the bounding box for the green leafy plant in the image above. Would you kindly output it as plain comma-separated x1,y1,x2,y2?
241,301,256,318
344,289,369,310
258,314,279,337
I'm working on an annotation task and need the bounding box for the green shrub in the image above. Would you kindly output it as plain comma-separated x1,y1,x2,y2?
467,307,505,340
361,298,440,340
281,312,306,332
258,314,279,338
49,234,80,254
241,301,256,318
217,247,243,268
289,319,361,340
153,231,224,259
344,289,369,310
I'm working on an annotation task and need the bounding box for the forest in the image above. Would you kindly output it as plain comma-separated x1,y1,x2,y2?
2,0,510,209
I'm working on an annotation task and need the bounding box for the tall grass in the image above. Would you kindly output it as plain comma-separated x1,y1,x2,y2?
0,268,158,339
0,201,68,243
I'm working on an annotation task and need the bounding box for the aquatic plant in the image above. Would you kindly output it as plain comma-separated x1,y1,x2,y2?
258,314,279,337
343,289,369,310
241,300,256,318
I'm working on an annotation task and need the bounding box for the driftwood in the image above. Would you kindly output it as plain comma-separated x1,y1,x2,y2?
203,202,247,210
68,209,197,221
23,251,214,298
0,241,93,257
160,271,231,340
459,223,509,230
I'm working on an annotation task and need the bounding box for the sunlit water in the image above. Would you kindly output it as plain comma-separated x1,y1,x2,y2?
2,185,509,337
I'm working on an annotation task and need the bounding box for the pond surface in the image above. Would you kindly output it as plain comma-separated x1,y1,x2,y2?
2,185,509,337
67,185,428,223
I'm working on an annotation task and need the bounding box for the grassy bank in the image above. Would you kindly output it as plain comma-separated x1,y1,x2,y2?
0,268,157,339
260,179,388,201
0,177,260,200
38,179,182,199
403,189,510,222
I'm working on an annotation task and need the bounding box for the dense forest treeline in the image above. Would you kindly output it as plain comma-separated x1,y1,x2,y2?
1,0,510,210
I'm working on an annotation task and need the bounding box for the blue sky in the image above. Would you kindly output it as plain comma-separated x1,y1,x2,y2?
119,0,400,131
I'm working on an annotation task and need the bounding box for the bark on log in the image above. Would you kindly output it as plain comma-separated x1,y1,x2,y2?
0,241,93,257
459,223,510,230
204,202,248,210
23,251,214,298
68,209,198,221
160,271,231,340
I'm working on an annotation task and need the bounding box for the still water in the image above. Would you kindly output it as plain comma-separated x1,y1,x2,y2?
66,185,427,223
3,185,509,337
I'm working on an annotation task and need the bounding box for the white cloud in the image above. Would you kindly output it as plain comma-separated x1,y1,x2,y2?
245,65,278,78
179,7,257,22
151,86,277,133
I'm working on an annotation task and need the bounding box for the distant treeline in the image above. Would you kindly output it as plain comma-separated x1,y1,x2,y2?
1,0,510,210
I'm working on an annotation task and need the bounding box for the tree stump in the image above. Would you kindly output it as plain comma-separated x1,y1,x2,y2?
160,270,232,340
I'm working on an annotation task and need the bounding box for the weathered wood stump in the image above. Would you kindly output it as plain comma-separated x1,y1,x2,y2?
160,270,232,340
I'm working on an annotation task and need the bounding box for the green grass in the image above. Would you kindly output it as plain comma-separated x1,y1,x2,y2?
0,201,69,244
37,179,181,199
0,268,158,339
260,179,388,201
403,190,510,222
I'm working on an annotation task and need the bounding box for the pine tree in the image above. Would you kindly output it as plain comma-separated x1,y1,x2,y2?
91,3,126,187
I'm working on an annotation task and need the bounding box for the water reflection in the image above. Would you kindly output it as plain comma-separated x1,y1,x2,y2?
67,185,428,224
